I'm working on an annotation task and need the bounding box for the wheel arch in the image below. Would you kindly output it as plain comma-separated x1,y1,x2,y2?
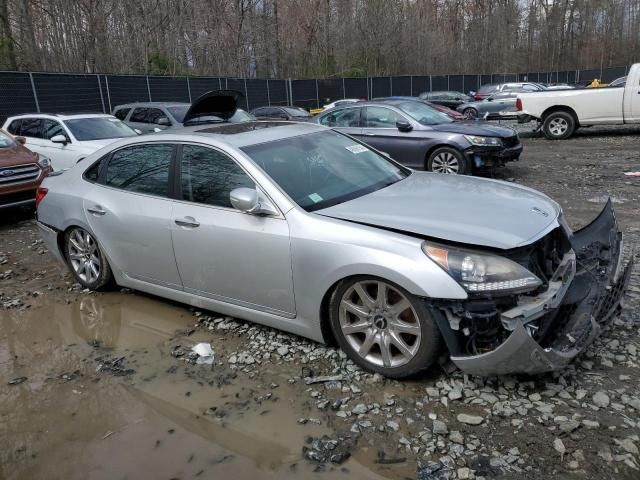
541,105,580,126
423,143,463,170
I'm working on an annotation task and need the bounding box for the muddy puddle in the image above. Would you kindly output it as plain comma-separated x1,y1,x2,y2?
0,293,414,480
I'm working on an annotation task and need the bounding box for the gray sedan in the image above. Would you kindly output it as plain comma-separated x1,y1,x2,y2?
35,121,630,377
456,92,522,119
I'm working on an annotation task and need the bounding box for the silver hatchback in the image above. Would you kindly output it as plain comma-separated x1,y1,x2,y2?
36,121,631,378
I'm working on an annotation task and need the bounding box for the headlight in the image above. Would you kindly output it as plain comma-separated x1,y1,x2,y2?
422,242,542,294
37,154,51,169
464,135,502,146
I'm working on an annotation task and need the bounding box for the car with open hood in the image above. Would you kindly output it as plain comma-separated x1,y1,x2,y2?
315,99,522,174
0,129,52,210
35,121,631,378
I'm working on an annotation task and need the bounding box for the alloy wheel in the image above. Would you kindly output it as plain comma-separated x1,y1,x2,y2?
431,152,460,174
548,117,569,136
67,228,102,284
338,280,421,368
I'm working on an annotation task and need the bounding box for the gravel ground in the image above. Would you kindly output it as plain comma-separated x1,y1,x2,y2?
1,124,639,480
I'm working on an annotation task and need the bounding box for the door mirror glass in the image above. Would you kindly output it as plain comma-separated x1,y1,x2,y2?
396,120,413,132
134,128,142,135
51,134,68,144
155,117,170,126
15,136,26,145
230,188,278,216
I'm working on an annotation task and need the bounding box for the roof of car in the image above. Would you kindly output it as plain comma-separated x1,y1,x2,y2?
160,120,326,148
114,102,190,109
6,112,115,120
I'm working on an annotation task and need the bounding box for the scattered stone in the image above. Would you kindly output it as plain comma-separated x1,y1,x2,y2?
303,436,352,464
433,419,448,435
7,377,27,385
457,414,484,426
592,391,610,408
554,438,566,459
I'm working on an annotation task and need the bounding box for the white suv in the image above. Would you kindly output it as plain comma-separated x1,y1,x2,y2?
2,113,138,171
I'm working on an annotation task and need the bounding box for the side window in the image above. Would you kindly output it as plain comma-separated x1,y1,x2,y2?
83,157,105,182
521,84,539,91
43,119,66,140
7,119,22,135
253,108,268,116
364,107,403,128
130,108,149,123
147,108,168,125
114,108,131,121
20,118,44,138
104,144,173,196
320,107,361,127
180,145,255,208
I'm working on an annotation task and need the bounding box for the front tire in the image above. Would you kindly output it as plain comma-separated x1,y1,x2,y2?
542,111,576,139
65,227,113,290
427,147,470,175
329,277,442,378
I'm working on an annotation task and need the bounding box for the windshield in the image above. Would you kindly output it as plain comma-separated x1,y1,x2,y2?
477,84,497,94
283,107,311,117
397,101,453,125
167,106,189,123
0,131,15,148
64,118,137,141
241,130,408,212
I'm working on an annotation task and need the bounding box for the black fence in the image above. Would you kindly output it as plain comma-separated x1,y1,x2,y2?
0,65,632,122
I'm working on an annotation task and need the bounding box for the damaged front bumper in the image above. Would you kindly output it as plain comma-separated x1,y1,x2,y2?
434,200,633,376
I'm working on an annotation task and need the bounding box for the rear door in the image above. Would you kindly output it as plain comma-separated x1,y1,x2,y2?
127,108,153,133
623,68,640,123
170,143,296,316
360,106,426,167
84,142,182,288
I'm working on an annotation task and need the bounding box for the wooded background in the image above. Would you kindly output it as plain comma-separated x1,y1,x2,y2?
0,0,639,78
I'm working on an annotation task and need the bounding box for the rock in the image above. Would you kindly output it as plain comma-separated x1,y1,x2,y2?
568,460,579,470
592,391,610,408
480,392,499,404
615,438,639,455
448,388,463,401
457,413,484,425
433,419,448,434
457,467,473,479
352,403,368,415
582,419,600,429
449,431,464,444
276,346,289,356
528,393,542,402
554,438,566,458
386,420,400,431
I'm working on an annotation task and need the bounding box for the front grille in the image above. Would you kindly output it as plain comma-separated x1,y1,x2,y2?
0,163,40,186
502,135,519,148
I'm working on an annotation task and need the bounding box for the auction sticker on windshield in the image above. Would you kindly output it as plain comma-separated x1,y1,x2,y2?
346,144,368,154
308,193,323,203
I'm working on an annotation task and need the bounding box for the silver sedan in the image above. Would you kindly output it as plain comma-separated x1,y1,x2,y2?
36,121,630,378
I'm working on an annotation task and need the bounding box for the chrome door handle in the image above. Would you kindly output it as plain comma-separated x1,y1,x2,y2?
174,217,200,228
87,206,106,216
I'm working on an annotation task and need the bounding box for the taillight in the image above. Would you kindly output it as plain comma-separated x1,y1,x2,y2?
35,187,48,209
474,95,482,100
516,98,522,111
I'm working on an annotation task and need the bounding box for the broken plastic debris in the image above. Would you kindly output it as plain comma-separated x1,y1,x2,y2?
192,343,214,365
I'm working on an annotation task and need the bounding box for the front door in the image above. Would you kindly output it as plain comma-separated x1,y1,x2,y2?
360,106,426,168
84,142,182,288
170,144,296,316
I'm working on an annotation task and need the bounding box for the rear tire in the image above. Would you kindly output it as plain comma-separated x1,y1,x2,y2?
463,107,478,119
64,227,114,290
427,147,470,175
329,276,442,378
542,111,576,139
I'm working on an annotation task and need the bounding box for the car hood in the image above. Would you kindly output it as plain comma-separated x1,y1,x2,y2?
0,142,37,167
75,139,122,150
429,122,515,137
316,172,560,250
183,90,244,125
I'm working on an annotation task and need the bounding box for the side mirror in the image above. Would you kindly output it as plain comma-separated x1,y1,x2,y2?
156,117,170,126
51,134,68,145
396,120,412,132
153,127,163,133
15,136,26,145
230,188,278,216
134,128,142,135
487,97,494,102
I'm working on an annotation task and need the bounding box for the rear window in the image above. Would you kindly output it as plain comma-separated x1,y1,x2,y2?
477,84,497,94
114,108,131,120
167,106,189,123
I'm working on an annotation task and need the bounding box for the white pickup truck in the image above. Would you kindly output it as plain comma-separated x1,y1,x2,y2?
516,62,640,139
